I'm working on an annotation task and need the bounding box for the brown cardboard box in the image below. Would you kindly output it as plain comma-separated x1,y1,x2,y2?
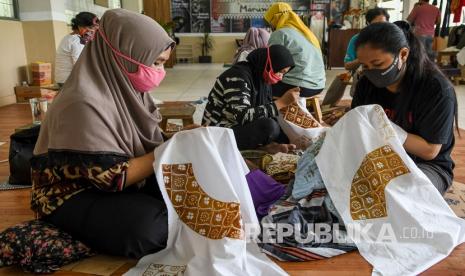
31,62,52,86
14,86,57,103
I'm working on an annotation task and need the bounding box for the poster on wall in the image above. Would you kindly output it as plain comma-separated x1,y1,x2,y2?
191,0,211,32
172,0,191,32
211,0,311,32
171,0,354,33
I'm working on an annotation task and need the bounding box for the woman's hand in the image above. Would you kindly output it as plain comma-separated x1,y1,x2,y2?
163,132,174,140
274,87,300,110
344,58,360,71
126,151,155,187
403,133,442,161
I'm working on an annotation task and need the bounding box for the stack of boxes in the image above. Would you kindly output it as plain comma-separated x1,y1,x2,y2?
14,62,58,103
31,62,52,86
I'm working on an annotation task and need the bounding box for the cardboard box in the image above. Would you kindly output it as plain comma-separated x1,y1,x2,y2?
31,62,52,86
14,86,57,103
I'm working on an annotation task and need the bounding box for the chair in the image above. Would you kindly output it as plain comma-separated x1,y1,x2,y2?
305,96,323,123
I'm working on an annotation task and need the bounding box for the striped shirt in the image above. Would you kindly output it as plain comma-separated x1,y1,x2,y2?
202,74,279,128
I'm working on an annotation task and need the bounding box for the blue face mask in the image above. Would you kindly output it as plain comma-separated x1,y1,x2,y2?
364,55,404,88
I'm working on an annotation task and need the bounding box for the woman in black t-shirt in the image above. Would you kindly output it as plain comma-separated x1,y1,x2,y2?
351,21,459,195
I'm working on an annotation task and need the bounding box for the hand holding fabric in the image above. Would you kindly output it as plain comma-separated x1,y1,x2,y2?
275,87,300,110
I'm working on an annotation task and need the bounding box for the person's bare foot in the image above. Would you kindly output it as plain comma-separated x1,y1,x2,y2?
258,142,296,154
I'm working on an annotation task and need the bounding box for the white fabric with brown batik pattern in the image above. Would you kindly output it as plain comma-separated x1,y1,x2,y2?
125,127,286,276
315,105,465,276
277,101,327,150
162,163,242,240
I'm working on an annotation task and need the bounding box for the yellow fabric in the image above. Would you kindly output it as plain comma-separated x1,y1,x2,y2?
264,2,320,50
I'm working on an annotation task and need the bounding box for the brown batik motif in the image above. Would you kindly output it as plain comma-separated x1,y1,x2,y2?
142,264,187,276
350,145,410,220
162,163,243,240
281,103,320,128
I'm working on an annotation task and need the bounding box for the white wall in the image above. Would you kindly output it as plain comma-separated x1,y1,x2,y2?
18,0,53,21
19,0,142,23
378,0,404,22
122,0,142,13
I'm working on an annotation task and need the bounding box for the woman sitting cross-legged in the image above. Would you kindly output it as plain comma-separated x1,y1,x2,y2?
30,9,189,259
352,21,458,195
202,44,300,152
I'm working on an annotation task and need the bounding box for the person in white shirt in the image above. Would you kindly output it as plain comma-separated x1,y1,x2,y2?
55,12,99,85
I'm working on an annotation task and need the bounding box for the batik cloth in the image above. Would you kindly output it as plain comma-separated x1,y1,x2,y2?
316,105,465,276
125,127,287,276
277,101,327,150
260,184,356,261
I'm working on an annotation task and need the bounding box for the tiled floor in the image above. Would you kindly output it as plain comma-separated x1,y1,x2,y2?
152,63,465,128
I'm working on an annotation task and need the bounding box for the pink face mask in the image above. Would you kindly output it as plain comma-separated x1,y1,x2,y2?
263,47,283,85
98,28,166,93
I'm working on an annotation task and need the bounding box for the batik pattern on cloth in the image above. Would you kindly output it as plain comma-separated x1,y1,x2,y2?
260,188,356,261
260,152,301,184
31,151,130,217
444,182,465,219
281,103,320,128
162,163,243,240
350,145,410,220
142,263,186,276
0,220,94,273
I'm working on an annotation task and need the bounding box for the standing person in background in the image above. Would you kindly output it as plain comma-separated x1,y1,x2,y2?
55,12,99,86
407,0,441,60
264,2,326,101
232,27,270,64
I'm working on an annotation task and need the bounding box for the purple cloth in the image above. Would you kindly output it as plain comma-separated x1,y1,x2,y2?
246,169,286,218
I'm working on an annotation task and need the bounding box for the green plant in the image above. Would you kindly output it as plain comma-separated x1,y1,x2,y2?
161,21,175,37
201,32,214,56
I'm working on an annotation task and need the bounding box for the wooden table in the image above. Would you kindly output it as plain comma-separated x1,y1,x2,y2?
437,49,460,66
158,101,196,131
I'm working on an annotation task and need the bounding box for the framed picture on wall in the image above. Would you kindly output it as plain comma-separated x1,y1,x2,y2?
94,0,121,8
94,0,109,8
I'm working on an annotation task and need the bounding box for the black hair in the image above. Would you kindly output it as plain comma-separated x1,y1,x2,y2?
365,7,390,24
71,12,99,31
355,21,459,134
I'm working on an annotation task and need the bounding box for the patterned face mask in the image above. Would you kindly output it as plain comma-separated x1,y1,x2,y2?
363,55,405,88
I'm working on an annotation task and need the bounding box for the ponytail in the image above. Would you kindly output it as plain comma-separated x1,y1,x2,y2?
71,12,99,31
394,20,460,135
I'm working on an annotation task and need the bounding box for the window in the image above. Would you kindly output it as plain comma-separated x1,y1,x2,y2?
108,0,121,9
0,0,18,20
64,9,76,26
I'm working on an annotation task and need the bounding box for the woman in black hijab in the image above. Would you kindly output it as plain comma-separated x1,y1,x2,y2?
202,44,298,152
